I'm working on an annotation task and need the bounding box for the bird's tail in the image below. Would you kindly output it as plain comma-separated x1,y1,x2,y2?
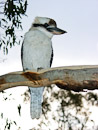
29,87,44,119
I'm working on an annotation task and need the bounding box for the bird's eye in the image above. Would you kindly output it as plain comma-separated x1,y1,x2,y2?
44,23,49,28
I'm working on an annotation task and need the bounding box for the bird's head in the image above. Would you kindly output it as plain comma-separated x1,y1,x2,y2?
32,16,67,38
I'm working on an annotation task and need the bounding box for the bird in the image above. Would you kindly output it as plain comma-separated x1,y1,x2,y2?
21,16,67,119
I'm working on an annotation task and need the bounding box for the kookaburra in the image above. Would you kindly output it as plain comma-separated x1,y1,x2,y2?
21,16,67,119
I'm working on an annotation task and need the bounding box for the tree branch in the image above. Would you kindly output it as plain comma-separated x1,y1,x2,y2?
0,65,98,92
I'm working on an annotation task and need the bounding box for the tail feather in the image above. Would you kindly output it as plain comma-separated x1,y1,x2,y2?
29,87,44,119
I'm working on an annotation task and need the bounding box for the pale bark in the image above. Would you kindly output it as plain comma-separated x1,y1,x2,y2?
0,65,98,92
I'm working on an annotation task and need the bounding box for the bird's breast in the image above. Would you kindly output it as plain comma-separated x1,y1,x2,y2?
23,30,53,70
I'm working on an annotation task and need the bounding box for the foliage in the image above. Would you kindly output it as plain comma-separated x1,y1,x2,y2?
0,1,27,129
1,86,98,130
32,86,98,130
4,118,17,130
0,0,27,54
0,91,21,130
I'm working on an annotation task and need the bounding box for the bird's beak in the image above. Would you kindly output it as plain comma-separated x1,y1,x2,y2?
47,26,67,35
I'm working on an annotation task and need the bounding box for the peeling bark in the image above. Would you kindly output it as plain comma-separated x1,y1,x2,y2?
0,65,98,92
